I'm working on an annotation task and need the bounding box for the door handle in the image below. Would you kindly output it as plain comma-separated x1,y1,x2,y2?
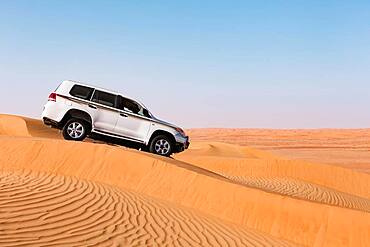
120,113,128,117
88,104,97,109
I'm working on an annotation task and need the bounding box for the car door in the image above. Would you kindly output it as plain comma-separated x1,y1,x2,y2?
114,96,152,142
68,84,97,119
90,90,118,132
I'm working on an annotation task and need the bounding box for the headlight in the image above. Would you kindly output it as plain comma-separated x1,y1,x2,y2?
175,127,186,137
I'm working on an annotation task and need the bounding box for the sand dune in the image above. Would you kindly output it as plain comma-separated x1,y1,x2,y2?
180,143,370,212
0,114,369,246
175,142,370,199
187,128,370,173
0,170,294,247
0,115,31,137
187,128,370,149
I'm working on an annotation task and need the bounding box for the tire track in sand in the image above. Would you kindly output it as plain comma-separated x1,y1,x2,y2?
0,170,297,247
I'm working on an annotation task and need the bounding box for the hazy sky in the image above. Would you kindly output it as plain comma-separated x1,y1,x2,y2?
0,1,369,128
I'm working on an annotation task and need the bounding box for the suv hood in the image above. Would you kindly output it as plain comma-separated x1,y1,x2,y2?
152,117,179,129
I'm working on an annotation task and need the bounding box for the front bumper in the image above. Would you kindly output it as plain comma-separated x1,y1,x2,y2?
174,136,190,153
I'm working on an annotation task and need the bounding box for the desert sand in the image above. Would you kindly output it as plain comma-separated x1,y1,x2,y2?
187,128,370,174
0,114,369,246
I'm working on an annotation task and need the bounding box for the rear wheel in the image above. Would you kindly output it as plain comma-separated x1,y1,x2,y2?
149,135,173,156
62,118,89,141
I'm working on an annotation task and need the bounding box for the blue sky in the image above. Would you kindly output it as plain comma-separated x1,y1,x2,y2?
0,1,369,128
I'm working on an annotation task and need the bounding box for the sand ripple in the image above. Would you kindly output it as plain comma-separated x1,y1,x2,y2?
0,170,296,247
225,175,370,212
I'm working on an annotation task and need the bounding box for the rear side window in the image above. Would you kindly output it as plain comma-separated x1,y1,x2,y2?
91,90,116,107
69,85,94,100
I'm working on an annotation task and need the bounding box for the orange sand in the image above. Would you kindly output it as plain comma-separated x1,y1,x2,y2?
187,128,370,173
0,114,369,246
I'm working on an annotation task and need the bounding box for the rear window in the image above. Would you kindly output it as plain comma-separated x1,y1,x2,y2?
69,85,94,100
91,90,116,107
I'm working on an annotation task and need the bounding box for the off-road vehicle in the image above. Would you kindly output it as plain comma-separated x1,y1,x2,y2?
42,80,189,156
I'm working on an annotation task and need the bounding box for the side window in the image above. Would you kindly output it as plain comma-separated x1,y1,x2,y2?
118,96,150,118
69,85,94,100
118,97,140,114
91,90,116,108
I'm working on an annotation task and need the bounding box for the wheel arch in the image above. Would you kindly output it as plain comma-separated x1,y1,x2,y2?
148,130,176,146
60,109,93,130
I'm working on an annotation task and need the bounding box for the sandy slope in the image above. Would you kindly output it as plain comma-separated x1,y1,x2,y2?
0,114,369,246
175,142,370,199
224,176,370,212
0,170,293,247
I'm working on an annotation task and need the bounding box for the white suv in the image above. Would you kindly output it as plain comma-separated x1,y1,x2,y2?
42,80,189,156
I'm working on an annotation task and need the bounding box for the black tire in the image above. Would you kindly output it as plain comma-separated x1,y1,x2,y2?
149,135,173,157
62,118,89,141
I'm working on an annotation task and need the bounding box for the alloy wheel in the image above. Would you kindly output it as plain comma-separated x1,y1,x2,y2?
67,122,84,139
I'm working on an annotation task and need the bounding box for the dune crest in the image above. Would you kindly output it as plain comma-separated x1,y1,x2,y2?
1,137,370,246
0,115,30,137
0,115,369,246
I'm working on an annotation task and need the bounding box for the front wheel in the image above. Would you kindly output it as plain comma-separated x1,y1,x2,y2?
149,135,173,157
62,118,89,141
